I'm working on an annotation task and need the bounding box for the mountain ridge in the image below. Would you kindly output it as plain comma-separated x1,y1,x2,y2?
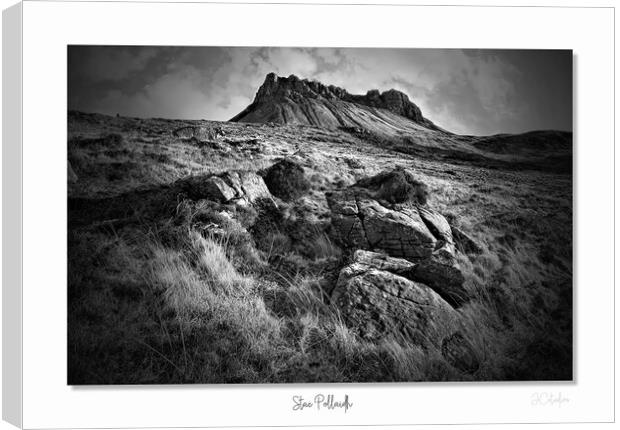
230,73,445,132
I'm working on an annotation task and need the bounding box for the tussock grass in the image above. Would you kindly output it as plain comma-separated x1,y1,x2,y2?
148,234,254,315
307,233,342,261
69,216,492,383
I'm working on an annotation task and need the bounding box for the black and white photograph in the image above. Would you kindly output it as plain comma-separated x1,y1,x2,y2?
67,46,573,385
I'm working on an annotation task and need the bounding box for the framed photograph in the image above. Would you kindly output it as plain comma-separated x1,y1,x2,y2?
2,0,615,428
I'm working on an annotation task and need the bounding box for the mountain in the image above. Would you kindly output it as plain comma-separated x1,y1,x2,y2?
231,72,446,134
230,73,572,172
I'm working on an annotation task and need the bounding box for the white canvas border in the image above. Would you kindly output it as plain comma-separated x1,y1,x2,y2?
11,0,615,428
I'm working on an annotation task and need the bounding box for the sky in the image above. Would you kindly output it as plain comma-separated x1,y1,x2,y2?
68,46,572,136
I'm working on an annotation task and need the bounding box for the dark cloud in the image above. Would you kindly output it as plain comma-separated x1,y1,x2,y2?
68,46,571,135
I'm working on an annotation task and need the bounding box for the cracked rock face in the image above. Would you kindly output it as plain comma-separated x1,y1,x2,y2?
184,170,272,205
327,189,437,261
350,249,416,274
327,172,471,307
345,246,469,310
332,250,456,347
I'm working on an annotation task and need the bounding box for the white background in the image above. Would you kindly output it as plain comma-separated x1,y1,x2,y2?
1,0,617,429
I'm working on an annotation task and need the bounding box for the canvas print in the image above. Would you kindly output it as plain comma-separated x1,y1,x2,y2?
67,46,572,384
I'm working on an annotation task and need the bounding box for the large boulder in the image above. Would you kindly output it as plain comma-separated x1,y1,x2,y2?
332,250,456,348
226,171,272,203
327,189,436,260
184,171,272,205
263,159,310,201
199,176,236,202
327,173,471,307
349,250,468,308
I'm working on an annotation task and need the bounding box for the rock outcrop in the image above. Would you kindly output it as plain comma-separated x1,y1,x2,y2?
183,170,272,205
332,250,456,348
327,189,437,260
327,168,470,307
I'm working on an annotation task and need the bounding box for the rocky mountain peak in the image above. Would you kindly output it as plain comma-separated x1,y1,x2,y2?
232,72,437,130
254,73,349,102
346,87,425,123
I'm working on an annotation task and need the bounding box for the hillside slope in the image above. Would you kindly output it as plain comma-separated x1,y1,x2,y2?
67,109,572,384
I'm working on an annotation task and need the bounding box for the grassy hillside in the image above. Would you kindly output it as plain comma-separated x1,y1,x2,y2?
68,111,572,384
